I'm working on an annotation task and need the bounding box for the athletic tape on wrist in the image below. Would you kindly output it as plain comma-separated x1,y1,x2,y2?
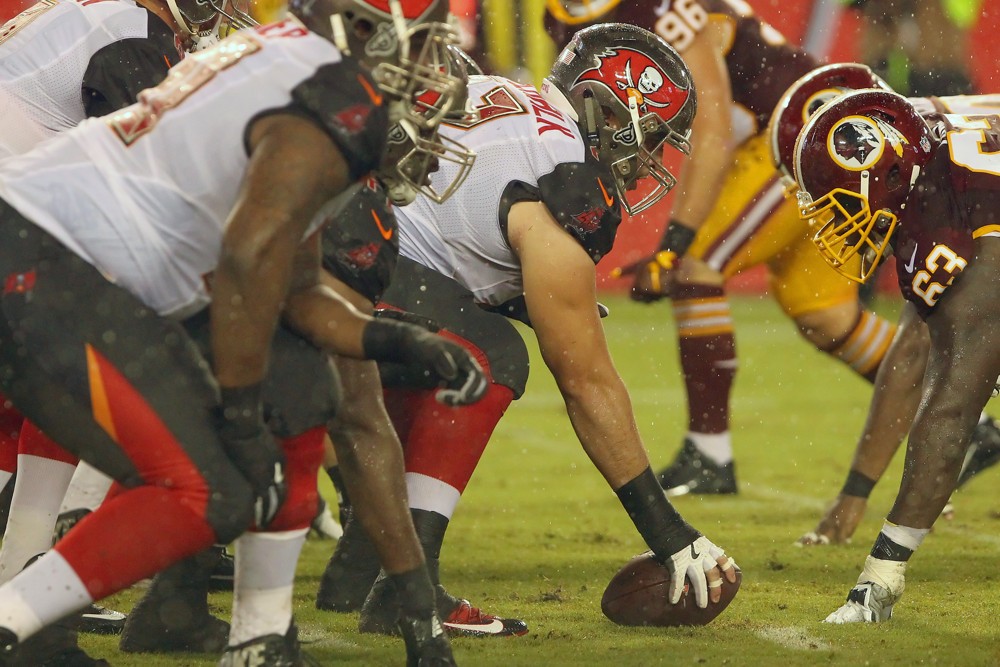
616,467,699,558
840,469,876,498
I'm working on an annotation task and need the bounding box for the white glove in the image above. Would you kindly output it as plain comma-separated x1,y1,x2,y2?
824,555,906,624
665,535,732,608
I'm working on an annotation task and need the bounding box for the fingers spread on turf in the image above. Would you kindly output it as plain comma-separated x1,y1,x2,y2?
795,531,831,547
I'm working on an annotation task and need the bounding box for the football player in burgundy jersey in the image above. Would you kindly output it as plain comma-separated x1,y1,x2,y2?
769,71,1000,547
321,23,739,638
0,4,483,666
546,0,900,499
795,89,1000,623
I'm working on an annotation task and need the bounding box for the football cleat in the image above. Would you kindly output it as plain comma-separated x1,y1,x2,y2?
208,545,235,592
12,614,109,666
53,508,91,543
657,439,737,496
218,622,316,667
316,512,381,613
79,604,126,635
956,417,1000,489
441,600,528,638
823,582,895,624
309,499,343,540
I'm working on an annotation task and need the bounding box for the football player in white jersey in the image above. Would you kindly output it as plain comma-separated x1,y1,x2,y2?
322,24,739,638
0,3,482,666
0,0,222,647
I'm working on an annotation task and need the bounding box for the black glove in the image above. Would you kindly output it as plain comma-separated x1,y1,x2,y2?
215,385,287,528
362,319,489,406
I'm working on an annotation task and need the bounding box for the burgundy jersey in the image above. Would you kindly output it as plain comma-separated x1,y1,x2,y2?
894,113,1000,317
546,0,816,139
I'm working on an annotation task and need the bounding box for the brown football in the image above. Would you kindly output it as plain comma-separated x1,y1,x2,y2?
601,551,741,627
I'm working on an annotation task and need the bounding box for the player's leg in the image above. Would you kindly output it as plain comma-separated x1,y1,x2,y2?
0,421,77,586
0,401,22,536
0,214,254,658
657,135,792,495
55,462,113,539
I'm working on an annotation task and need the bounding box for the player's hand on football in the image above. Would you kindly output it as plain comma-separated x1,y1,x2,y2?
797,493,867,546
215,386,287,529
665,536,737,608
611,251,679,303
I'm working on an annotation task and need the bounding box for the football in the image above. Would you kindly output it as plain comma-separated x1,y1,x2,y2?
601,552,741,627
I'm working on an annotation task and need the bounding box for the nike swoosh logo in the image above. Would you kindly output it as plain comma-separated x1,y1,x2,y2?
442,619,506,634
597,177,614,207
690,544,700,559
357,73,383,106
372,209,393,240
904,245,918,273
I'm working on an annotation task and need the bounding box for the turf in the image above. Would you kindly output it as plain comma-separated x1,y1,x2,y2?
81,294,1000,666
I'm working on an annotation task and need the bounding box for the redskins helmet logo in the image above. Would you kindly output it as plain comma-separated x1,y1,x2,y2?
827,117,885,171
574,48,689,122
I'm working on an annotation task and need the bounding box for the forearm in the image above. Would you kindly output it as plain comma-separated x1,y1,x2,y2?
846,308,929,485
327,356,423,574
560,374,650,489
284,284,371,359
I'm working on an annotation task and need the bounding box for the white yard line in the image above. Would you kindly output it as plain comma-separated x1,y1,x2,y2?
755,625,832,651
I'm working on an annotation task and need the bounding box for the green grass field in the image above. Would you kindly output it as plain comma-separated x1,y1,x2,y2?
82,294,1000,666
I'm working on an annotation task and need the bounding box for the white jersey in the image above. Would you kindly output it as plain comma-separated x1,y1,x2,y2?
0,19,387,318
395,75,620,306
0,0,173,157
909,94,1000,118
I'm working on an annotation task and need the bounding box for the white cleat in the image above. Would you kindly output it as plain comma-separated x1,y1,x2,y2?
824,582,895,623
309,500,343,540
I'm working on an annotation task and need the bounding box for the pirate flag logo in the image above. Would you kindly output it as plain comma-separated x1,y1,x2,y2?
574,47,690,123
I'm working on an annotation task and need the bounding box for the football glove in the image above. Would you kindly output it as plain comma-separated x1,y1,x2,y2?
611,251,680,303
215,386,287,529
664,535,732,608
363,320,489,407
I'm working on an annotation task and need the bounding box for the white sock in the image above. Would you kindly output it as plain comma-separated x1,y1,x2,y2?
406,472,460,519
0,455,75,585
688,432,733,466
0,471,12,495
59,462,113,514
229,528,307,646
0,550,91,640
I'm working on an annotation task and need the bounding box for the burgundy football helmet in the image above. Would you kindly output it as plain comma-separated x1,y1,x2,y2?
794,89,934,283
542,23,696,215
769,63,890,188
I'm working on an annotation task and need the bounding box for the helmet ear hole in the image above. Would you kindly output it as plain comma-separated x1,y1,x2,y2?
885,164,902,191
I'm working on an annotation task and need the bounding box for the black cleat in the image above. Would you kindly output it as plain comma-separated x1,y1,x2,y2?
208,545,235,592
957,417,1000,489
13,615,108,666
78,604,125,636
52,509,91,543
218,621,316,667
316,509,381,613
657,438,737,496
399,612,455,667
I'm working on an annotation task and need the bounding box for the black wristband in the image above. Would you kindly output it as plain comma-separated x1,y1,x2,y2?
840,469,877,499
218,383,265,437
870,531,913,562
657,220,697,257
616,467,700,559
361,319,413,364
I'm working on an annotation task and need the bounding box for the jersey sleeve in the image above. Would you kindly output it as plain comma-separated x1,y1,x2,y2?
81,13,182,117
536,155,623,263
320,178,399,304
282,59,390,181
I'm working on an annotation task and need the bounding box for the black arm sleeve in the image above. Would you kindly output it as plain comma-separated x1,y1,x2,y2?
537,157,622,264
81,13,181,117
284,59,390,181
